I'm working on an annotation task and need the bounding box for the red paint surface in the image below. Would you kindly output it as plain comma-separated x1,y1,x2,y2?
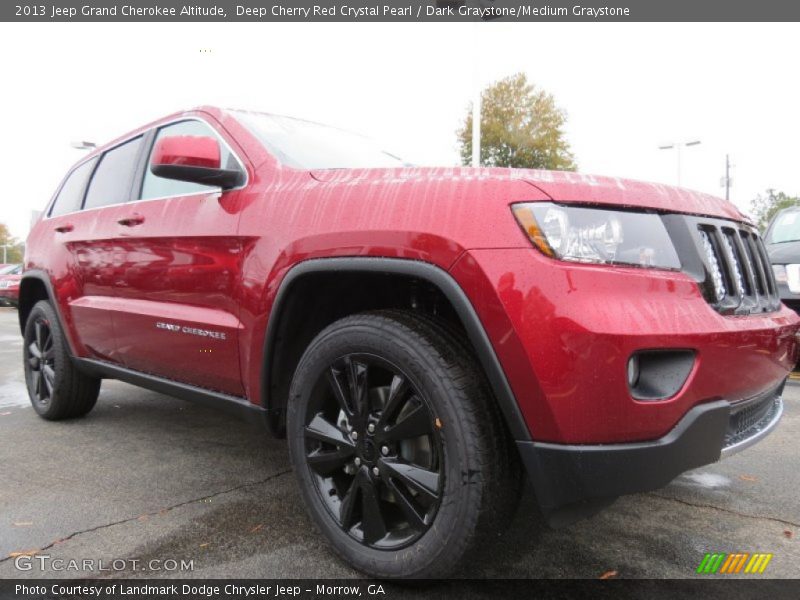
25,106,800,443
152,135,221,169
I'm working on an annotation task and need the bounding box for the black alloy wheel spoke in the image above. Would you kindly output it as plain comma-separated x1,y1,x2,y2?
385,477,428,530
378,401,433,442
28,319,55,403
339,470,362,530
376,374,409,430
28,342,41,360
305,413,355,447
307,446,355,476
380,458,440,502
326,367,355,420
345,357,369,419
42,365,55,397
360,476,388,544
304,414,356,475
34,371,43,398
35,321,43,354
43,336,54,361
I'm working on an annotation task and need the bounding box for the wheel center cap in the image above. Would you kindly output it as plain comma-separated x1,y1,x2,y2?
360,438,377,463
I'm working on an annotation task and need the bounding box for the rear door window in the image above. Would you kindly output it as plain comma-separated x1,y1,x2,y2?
49,158,97,217
84,136,144,210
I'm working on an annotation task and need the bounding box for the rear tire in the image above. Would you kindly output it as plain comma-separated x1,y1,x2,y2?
287,310,520,578
23,300,100,420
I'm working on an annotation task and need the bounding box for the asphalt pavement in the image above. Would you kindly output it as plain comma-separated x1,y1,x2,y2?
0,307,797,580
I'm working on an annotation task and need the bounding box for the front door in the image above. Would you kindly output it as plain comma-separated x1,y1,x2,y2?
110,118,249,396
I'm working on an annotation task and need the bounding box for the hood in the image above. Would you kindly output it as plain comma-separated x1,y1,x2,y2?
766,240,800,264
309,167,747,223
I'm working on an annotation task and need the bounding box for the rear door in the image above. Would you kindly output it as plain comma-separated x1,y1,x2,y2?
110,118,248,396
44,136,146,362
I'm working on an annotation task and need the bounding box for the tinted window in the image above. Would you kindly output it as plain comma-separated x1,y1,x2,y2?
766,210,800,244
84,136,144,210
140,120,239,200
49,158,97,217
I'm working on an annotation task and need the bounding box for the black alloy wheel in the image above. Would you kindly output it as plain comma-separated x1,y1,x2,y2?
303,354,443,549
287,311,522,579
26,315,56,407
23,300,100,420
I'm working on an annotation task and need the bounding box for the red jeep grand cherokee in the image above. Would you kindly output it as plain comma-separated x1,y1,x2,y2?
20,107,798,578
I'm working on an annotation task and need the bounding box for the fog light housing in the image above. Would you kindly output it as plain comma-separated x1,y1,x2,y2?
627,350,695,401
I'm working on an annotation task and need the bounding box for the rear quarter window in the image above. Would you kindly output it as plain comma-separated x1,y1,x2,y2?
49,158,97,217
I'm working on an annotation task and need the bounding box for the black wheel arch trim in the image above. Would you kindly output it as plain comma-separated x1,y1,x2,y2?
18,270,78,355
261,257,533,442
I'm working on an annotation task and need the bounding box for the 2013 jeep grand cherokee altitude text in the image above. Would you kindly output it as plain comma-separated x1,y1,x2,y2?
20,107,799,578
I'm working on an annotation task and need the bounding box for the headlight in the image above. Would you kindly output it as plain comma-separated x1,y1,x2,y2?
512,202,681,270
772,264,788,285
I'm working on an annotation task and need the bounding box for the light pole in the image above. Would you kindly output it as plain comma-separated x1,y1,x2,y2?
471,22,481,168
721,154,733,202
658,140,701,186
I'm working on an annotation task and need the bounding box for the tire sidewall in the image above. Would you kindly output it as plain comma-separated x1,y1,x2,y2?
287,318,484,578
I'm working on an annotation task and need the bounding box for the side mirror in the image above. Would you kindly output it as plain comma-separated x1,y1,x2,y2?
150,135,244,190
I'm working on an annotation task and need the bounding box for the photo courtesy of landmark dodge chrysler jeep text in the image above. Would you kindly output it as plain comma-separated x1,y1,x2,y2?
19,107,799,578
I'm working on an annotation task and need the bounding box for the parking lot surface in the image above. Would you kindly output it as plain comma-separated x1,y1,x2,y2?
0,307,797,579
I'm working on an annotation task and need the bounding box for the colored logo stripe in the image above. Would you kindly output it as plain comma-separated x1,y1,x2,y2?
697,552,772,574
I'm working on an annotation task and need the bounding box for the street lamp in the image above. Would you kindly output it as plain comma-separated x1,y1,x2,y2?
658,140,701,186
720,154,733,202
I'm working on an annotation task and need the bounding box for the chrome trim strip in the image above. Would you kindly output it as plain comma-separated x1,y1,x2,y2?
720,396,783,458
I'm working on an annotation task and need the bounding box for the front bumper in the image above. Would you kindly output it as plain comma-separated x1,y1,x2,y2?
518,382,785,522
451,248,800,443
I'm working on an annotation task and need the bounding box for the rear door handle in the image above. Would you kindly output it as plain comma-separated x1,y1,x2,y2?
117,215,145,227
54,224,74,233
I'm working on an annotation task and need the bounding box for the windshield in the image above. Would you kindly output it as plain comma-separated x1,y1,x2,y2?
232,111,406,170
766,210,800,244
0,264,20,276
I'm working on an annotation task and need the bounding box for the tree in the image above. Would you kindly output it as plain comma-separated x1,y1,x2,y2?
0,223,24,264
750,189,800,231
457,73,577,171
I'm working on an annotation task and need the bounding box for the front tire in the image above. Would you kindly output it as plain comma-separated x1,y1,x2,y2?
23,300,100,420
287,310,519,578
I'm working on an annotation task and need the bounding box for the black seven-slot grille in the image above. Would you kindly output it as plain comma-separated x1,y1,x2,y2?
694,223,781,315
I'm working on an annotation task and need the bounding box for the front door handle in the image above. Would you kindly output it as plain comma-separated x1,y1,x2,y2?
117,215,145,227
54,224,74,233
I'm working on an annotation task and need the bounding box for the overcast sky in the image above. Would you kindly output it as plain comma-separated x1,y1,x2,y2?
1,22,798,239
